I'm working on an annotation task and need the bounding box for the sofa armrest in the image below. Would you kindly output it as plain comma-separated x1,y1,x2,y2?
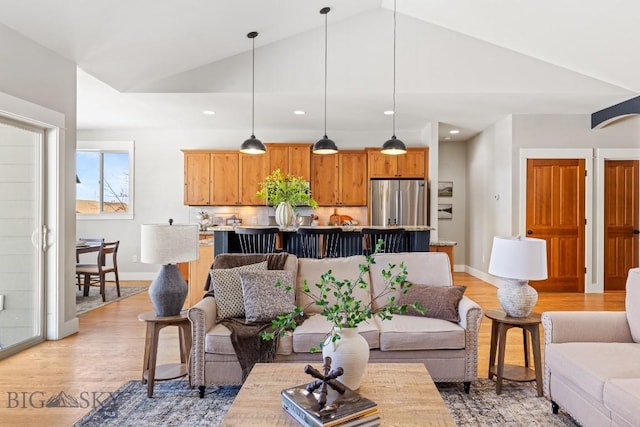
457,296,484,382
187,297,218,387
541,311,632,345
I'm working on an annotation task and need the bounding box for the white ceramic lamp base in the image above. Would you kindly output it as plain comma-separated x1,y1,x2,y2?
497,279,538,318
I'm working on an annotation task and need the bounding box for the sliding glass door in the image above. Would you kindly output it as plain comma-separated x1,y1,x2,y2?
0,117,45,358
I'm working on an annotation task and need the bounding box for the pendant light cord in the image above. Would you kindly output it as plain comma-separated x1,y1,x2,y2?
251,35,256,137
323,9,328,138
392,0,397,137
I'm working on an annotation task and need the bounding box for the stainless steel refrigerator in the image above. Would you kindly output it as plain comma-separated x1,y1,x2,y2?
370,179,427,226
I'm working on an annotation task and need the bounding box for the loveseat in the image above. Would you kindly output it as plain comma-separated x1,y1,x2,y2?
542,267,640,427
188,252,483,397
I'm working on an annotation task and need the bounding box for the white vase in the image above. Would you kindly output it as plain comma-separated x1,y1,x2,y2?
274,202,294,227
322,328,370,390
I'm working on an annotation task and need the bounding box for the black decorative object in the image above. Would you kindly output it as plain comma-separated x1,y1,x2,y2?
303,357,345,408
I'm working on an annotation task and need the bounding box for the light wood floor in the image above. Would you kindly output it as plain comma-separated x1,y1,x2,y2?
0,274,626,427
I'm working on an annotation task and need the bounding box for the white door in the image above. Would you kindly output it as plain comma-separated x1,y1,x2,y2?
0,117,45,358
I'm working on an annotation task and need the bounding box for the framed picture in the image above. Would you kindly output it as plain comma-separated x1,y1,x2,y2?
438,204,453,220
438,181,453,197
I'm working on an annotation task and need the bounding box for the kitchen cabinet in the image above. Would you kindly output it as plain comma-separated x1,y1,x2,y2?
185,242,214,308
183,150,267,206
429,244,455,275
367,147,428,179
311,150,367,206
265,143,311,180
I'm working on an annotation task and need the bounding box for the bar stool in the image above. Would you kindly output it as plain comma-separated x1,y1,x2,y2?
234,227,279,253
297,227,343,258
361,228,406,255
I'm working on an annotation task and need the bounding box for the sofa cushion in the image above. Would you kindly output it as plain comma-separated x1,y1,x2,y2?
210,261,268,320
545,342,640,402
291,314,380,353
397,284,466,322
369,252,453,311
375,315,465,351
625,268,640,343
296,256,371,315
204,323,293,356
603,379,640,427
239,270,296,323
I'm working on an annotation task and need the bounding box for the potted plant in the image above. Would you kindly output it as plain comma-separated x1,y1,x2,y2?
262,241,425,388
256,169,318,227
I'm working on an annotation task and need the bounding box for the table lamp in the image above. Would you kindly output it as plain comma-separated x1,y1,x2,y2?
488,236,548,318
141,220,199,316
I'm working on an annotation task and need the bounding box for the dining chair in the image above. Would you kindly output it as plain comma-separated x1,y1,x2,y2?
361,228,406,255
76,240,121,301
234,227,279,254
297,227,343,258
76,238,105,288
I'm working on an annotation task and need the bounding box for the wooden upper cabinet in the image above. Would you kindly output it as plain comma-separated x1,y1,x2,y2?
183,152,212,205
265,143,311,181
338,151,367,206
239,153,268,205
367,148,428,178
311,153,338,206
210,152,239,205
311,151,367,206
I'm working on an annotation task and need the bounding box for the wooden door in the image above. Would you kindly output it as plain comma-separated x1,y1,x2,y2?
239,153,268,205
397,149,427,178
605,160,640,290
210,152,239,205
367,150,397,178
266,145,288,175
183,152,211,205
289,145,311,181
526,159,585,292
311,153,338,206
339,151,367,206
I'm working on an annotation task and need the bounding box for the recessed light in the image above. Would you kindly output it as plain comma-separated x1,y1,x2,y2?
202,110,216,115
383,110,395,115
293,110,306,115
444,136,451,140
449,129,460,134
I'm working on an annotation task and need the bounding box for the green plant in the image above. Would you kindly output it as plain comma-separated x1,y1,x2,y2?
256,169,318,209
261,241,425,351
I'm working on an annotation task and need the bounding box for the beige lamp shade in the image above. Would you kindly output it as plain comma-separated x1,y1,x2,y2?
140,223,199,265
488,236,548,281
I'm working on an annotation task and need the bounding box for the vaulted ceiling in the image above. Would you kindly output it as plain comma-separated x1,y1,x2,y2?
1,0,637,142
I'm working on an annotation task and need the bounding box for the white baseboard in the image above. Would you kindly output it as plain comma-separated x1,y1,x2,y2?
120,272,157,281
464,265,500,288
47,317,78,340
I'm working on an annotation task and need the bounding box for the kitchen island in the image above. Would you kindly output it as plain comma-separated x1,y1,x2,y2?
211,225,433,257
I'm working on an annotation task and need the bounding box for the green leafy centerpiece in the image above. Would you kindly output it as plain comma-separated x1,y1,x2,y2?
262,241,425,388
256,169,318,227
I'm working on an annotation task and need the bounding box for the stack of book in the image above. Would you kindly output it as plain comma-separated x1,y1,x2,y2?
281,383,380,427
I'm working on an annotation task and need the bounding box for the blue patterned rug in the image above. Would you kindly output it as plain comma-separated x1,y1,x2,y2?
74,378,579,426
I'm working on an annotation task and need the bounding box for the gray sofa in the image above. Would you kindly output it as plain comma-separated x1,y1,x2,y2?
542,267,640,427
188,252,483,396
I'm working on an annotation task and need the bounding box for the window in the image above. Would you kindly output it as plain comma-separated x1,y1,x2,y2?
76,141,134,219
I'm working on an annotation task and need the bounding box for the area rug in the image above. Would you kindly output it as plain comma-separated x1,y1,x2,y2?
76,286,147,316
73,378,580,426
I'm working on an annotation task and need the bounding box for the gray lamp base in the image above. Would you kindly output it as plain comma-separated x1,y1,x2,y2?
497,279,538,318
148,264,188,317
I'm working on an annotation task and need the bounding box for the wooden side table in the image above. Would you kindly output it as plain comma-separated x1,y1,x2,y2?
138,311,192,397
485,309,543,396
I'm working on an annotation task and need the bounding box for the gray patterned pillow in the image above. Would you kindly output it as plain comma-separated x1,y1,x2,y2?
210,261,268,321
239,270,296,323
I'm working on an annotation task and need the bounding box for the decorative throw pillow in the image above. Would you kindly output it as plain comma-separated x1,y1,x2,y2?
210,261,268,321
239,270,296,323
397,284,467,323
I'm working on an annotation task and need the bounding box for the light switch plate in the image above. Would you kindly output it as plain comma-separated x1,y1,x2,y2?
0,294,4,311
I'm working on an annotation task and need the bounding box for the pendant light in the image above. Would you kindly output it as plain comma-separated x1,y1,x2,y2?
381,0,407,155
240,31,266,155
312,7,338,154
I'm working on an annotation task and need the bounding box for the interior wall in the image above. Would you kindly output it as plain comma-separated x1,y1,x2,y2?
0,23,77,336
77,128,428,279
437,140,467,269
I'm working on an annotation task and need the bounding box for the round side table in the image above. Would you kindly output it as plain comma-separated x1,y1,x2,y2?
138,311,191,397
485,309,543,396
